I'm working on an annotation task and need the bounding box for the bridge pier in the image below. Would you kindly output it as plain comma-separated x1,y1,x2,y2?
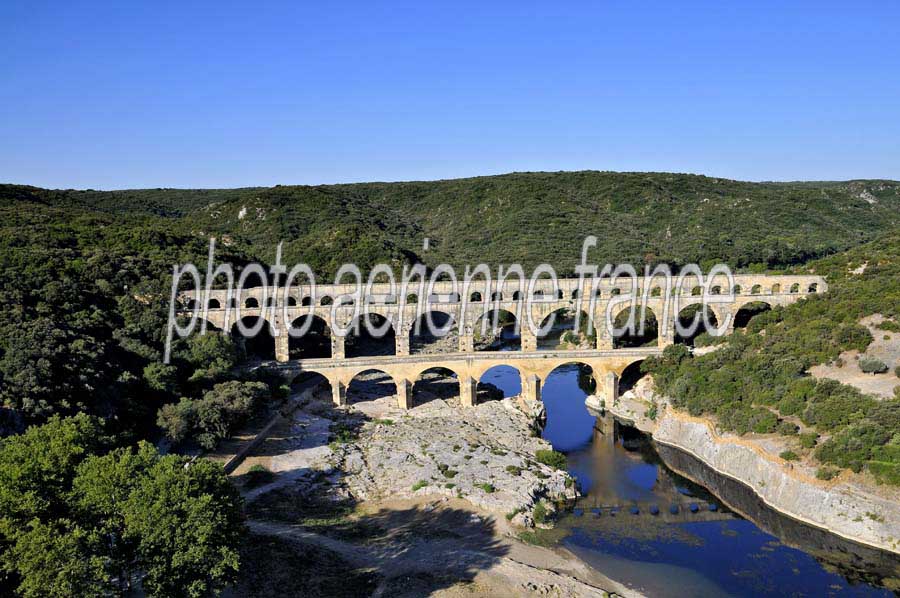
458,333,474,353
598,371,618,405
275,333,290,362
331,335,345,359
396,378,412,409
521,328,537,352
332,380,347,406
395,333,410,356
596,331,613,350
460,376,477,407
657,327,674,349
523,373,541,402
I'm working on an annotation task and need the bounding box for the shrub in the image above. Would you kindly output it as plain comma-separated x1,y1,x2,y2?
895,365,900,378
868,461,900,485
505,507,523,521
694,332,728,348
816,467,840,481
157,381,268,449
532,500,548,524
505,465,523,476
535,449,567,470
776,420,798,436
437,464,458,479
876,320,900,333
411,480,428,492
859,357,889,374
476,483,495,493
799,432,818,449
779,450,799,461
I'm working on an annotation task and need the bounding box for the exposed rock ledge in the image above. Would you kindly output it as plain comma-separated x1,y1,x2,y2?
595,378,900,555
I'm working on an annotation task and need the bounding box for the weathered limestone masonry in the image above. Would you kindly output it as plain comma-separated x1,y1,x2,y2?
182,274,825,409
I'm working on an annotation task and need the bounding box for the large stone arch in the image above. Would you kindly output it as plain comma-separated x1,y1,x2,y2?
543,361,597,396
409,310,458,354
536,308,594,351
345,313,396,358
617,359,647,396
411,366,460,407
288,314,331,359
476,364,522,401
473,308,521,351
734,300,773,329
674,303,721,346
290,371,331,399
187,317,221,334
611,304,659,349
346,369,398,405
231,316,275,361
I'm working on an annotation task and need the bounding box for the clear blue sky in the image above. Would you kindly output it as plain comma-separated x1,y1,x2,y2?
2,1,899,189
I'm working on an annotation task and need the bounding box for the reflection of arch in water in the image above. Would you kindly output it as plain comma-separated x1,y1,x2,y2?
542,362,596,452
347,369,397,404
734,301,772,328
288,315,331,359
346,313,396,357
476,365,522,401
410,310,457,354
412,367,460,407
473,309,520,351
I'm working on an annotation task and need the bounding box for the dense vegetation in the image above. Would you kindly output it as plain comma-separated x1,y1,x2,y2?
0,415,245,596
6,172,900,278
645,230,900,484
0,190,269,596
1,172,899,594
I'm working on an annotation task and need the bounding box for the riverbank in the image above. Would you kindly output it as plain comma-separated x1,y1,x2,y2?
600,377,900,556
228,376,635,597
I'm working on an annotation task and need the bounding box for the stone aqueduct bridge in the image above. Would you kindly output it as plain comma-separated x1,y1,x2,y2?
183,274,826,409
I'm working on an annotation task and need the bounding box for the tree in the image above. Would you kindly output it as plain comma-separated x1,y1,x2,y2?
157,381,268,449
71,442,159,593
124,456,245,597
7,519,108,598
0,416,246,597
0,413,109,526
859,357,889,374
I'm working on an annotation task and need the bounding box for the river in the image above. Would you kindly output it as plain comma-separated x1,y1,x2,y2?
478,363,900,597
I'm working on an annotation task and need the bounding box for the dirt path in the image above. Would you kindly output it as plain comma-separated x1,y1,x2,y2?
246,496,639,597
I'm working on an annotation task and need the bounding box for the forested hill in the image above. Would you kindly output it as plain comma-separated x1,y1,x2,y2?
4,171,900,275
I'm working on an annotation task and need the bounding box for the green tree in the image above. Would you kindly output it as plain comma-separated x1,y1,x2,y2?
7,519,108,598
124,457,245,597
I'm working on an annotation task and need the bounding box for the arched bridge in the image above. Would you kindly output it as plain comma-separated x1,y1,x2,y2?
180,274,826,408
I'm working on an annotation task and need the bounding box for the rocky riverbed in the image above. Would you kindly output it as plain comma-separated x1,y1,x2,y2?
227,374,633,597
